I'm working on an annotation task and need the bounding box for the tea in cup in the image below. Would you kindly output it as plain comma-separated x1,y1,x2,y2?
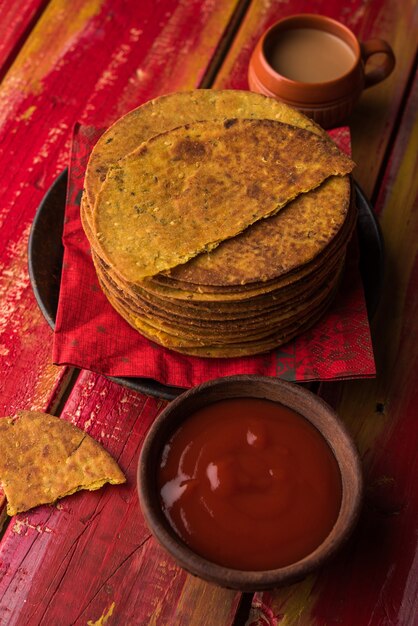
248,14,395,128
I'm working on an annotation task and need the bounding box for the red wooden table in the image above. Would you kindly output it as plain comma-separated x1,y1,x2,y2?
0,1,417,624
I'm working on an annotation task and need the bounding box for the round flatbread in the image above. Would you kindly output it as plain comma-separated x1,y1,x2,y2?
85,89,325,212
94,118,353,281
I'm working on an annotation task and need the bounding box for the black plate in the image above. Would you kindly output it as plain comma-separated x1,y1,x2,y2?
28,170,384,401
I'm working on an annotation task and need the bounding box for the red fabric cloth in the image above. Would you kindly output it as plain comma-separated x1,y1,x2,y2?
53,124,376,386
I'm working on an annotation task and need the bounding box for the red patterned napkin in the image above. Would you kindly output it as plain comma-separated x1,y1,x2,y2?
52,124,375,386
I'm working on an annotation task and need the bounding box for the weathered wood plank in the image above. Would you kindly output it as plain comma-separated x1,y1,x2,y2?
0,0,244,621
0,372,240,626
248,67,418,626
212,1,418,623
0,0,50,79
0,0,239,427
214,0,418,198
1,1,415,623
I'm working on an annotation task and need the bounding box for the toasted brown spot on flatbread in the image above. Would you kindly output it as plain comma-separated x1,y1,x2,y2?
173,138,207,160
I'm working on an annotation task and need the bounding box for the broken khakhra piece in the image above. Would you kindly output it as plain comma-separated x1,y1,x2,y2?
0,411,126,516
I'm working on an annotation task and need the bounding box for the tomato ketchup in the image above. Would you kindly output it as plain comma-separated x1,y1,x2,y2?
158,398,342,570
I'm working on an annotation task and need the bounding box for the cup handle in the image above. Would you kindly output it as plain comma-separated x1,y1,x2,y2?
360,39,396,88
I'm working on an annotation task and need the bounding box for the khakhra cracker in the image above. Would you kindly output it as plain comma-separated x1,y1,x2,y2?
94,118,354,282
0,411,126,516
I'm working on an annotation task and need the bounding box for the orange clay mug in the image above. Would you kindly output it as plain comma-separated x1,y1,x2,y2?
248,14,395,128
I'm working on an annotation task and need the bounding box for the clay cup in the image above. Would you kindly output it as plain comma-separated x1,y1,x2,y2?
248,14,395,128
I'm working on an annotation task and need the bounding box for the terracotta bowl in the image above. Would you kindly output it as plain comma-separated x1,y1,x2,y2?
138,375,363,591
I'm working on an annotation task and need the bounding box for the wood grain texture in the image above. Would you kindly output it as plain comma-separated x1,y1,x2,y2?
0,1,243,622
0,0,238,442
213,0,418,198
0,0,415,623
247,67,418,626
0,0,50,79
211,0,418,623
0,371,240,626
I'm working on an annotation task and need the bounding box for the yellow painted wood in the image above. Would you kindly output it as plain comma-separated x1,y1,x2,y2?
2,0,104,95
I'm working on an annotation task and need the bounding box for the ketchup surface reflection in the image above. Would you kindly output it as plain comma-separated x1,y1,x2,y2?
158,398,342,570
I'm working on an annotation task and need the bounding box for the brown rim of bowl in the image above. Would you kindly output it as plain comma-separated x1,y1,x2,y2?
138,375,363,591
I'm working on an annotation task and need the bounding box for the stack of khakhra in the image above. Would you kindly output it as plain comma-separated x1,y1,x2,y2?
81,90,356,357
